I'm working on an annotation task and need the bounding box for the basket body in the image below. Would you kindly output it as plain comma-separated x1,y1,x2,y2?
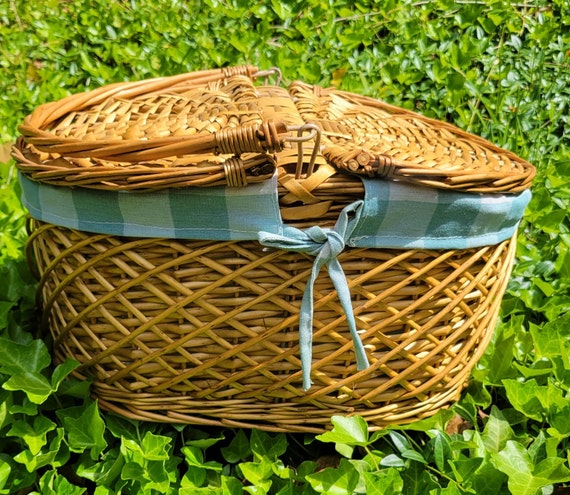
29,221,516,432
15,65,533,432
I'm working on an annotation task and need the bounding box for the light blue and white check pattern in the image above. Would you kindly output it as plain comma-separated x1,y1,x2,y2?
19,172,530,249
349,179,531,250
19,172,284,241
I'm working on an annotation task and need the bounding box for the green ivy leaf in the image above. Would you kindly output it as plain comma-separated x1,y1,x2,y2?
0,391,12,431
51,359,80,392
104,413,140,442
14,428,69,473
221,429,251,463
7,415,56,455
481,406,515,453
180,465,207,489
0,338,77,404
530,312,570,369
120,461,146,485
2,372,52,405
250,429,287,462
75,447,124,486
492,441,570,495
476,317,520,386
363,468,403,495
119,430,179,493
0,453,35,495
184,430,225,450
37,469,85,495
0,302,13,329
388,431,427,464
7,395,37,417
457,430,508,493
550,402,570,436
239,456,273,493
0,338,50,399
121,431,171,462
502,379,544,421
447,457,483,484
305,458,360,495
397,409,455,433
316,415,370,447
221,475,243,495
182,445,222,472
56,401,107,460
400,458,441,493
0,458,11,493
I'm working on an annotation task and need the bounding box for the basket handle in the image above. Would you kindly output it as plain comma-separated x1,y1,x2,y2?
19,120,290,163
216,120,290,156
283,124,321,179
252,67,283,86
21,120,320,168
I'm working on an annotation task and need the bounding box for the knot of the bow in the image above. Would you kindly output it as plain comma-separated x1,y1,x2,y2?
258,200,370,390
299,226,345,259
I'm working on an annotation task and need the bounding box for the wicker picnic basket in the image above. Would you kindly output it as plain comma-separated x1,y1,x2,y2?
14,65,535,432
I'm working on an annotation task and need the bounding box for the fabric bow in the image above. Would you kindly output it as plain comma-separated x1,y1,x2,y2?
258,200,370,390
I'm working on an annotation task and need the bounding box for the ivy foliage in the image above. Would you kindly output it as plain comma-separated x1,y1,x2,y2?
1,0,569,493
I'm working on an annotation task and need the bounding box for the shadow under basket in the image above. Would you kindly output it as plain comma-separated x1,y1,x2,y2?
28,220,516,433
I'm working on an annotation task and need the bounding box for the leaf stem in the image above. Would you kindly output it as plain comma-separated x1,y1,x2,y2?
364,445,380,471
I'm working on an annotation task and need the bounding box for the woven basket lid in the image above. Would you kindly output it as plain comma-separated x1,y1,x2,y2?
14,64,535,195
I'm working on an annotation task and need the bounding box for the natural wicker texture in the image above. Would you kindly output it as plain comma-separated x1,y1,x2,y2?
290,82,535,192
16,65,533,431
15,65,535,199
28,220,516,433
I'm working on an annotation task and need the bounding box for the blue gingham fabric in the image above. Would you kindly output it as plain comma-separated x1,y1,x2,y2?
349,180,531,250
19,172,284,241
19,171,531,249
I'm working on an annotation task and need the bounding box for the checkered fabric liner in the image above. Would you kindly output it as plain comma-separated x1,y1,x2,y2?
19,172,530,249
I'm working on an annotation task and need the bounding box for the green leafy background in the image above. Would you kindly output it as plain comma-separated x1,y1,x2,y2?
1,0,569,493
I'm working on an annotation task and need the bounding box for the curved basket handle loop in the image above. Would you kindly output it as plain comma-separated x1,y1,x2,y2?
284,124,322,179
253,67,283,86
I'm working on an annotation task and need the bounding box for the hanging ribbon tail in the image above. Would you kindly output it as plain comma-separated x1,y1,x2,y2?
298,259,321,390
258,200,369,390
327,258,370,372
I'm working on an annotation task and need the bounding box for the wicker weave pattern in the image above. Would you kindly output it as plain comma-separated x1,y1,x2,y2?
15,66,534,198
16,66,533,431
289,81,534,192
29,220,515,432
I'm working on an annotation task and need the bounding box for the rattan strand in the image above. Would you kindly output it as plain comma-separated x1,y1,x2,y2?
15,68,534,198
28,220,516,432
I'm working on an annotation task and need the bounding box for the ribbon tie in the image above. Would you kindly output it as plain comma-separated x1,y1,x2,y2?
258,200,370,390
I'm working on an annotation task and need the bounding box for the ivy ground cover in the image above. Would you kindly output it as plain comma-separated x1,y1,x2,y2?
1,0,569,493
